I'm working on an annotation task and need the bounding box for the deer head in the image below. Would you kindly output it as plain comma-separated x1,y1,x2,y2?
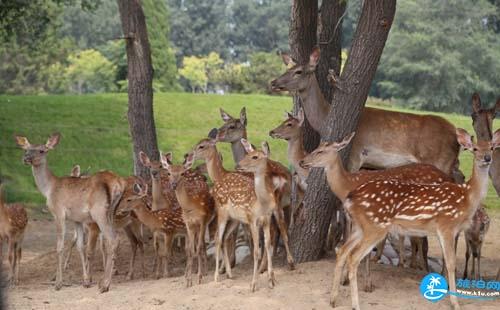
193,138,217,161
116,176,148,214
15,133,61,166
299,132,356,169
216,107,247,142
237,139,270,173
269,109,305,140
161,152,195,190
471,93,500,141
270,47,320,93
139,151,163,180
457,128,500,169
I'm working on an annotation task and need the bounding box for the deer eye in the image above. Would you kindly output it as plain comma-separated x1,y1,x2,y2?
286,123,292,127
473,148,478,151
199,145,204,149
229,125,235,129
167,172,171,176
180,172,185,177
39,150,45,154
252,156,258,160
295,70,303,75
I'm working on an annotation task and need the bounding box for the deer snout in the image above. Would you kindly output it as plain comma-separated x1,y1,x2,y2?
299,160,308,169
269,130,276,137
484,154,492,163
151,170,160,178
22,155,33,165
270,79,283,92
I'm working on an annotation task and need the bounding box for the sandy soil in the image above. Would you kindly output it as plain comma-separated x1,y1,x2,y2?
2,211,500,310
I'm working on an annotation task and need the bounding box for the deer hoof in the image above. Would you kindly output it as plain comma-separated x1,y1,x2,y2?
54,282,63,291
363,282,373,293
250,281,257,292
98,281,110,293
83,280,91,288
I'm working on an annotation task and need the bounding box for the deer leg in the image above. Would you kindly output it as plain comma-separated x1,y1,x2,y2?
214,212,228,283
75,223,90,288
397,235,405,267
272,207,295,270
438,231,460,310
372,237,386,262
64,228,78,271
421,237,430,272
123,225,139,280
85,223,100,283
197,221,206,284
93,214,118,293
54,216,66,291
185,224,195,287
152,231,160,274
410,237,418,269
347,231,387,310
14,239,22,286
222,220,240,280
476,245,482,280
249,221,260,292
7,239,15,286
163,233,174,278
263,218,275,289
463,240,470,279
330,229,363,307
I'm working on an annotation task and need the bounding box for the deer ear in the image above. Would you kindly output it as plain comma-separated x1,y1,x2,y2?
472,93,482,113
220,108,233,122
184,152,195,170
240,138,254,153
46,132,61,149
297,108,305,126
333,132,356,151
492,129,500,149
71,165,81,177
261,141,270,157
139,151,151,167
240,107,247,126
280,52,296,66
308,47,321,69
160,151,172,169
285,111,294,119
14,135,31,150
456,128,474,150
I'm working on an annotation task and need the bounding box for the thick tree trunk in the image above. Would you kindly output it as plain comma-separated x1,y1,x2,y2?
289,0,319,153
291,0,397,262
117,0,159,179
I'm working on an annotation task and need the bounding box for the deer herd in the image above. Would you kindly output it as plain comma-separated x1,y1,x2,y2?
1,49,499,309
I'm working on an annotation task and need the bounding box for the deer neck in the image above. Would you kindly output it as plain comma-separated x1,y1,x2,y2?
151,175,168,211
205,148,227,182
133,205,161,231
287,133,307,173
31,158,57,198
297,74,330,132
0,189,8,225
230,131,248,164
466,161,490,208
253,163,275,204
323,157,353,202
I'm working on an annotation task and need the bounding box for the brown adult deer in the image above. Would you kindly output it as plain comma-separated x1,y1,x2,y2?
329,128,500,310
269,109,308,192
471,92,500,195
193,138,277,291
270,48,462,180
120,179,186,279
15,133,126,292
463,205,490,280
300,133,453,287
0,183,28,286
162,151,215,287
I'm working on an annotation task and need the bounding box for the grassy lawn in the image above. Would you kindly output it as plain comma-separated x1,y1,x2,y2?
0,93,498,217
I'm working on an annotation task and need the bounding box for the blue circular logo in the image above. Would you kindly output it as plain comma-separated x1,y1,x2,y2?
419,273,448,302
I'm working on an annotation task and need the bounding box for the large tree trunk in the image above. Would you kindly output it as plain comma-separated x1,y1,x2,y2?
289,0,319,153
291,0,397,262
117,0,159,179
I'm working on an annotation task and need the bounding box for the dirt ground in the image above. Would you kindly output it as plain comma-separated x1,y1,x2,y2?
2,211,500,310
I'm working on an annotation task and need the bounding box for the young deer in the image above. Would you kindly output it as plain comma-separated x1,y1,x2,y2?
120,179,186,279
300,133,453,287
193,138,275,291
15,133,126,292
0,183,28,286
471,92,500,195
269,109,308,192
463,205,490,280
162,151,215,287
330,128,500,310
238,139,295,271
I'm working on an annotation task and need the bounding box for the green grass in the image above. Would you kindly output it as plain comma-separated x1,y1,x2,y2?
0,93,498,216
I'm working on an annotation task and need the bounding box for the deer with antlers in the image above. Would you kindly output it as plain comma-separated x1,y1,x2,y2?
0,183,28,286
329,128,500,310
162,151,215,287
119,178,186,279
270,47,463,182
15,133,126,292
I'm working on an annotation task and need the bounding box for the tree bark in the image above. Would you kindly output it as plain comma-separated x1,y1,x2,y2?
291,0,397,262
289,0,319,153
117,0,159,179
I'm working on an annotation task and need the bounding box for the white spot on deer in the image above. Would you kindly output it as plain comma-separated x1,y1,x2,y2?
376,197,382,202
395,214,434,221
360,201,371,208
371,194,376,199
